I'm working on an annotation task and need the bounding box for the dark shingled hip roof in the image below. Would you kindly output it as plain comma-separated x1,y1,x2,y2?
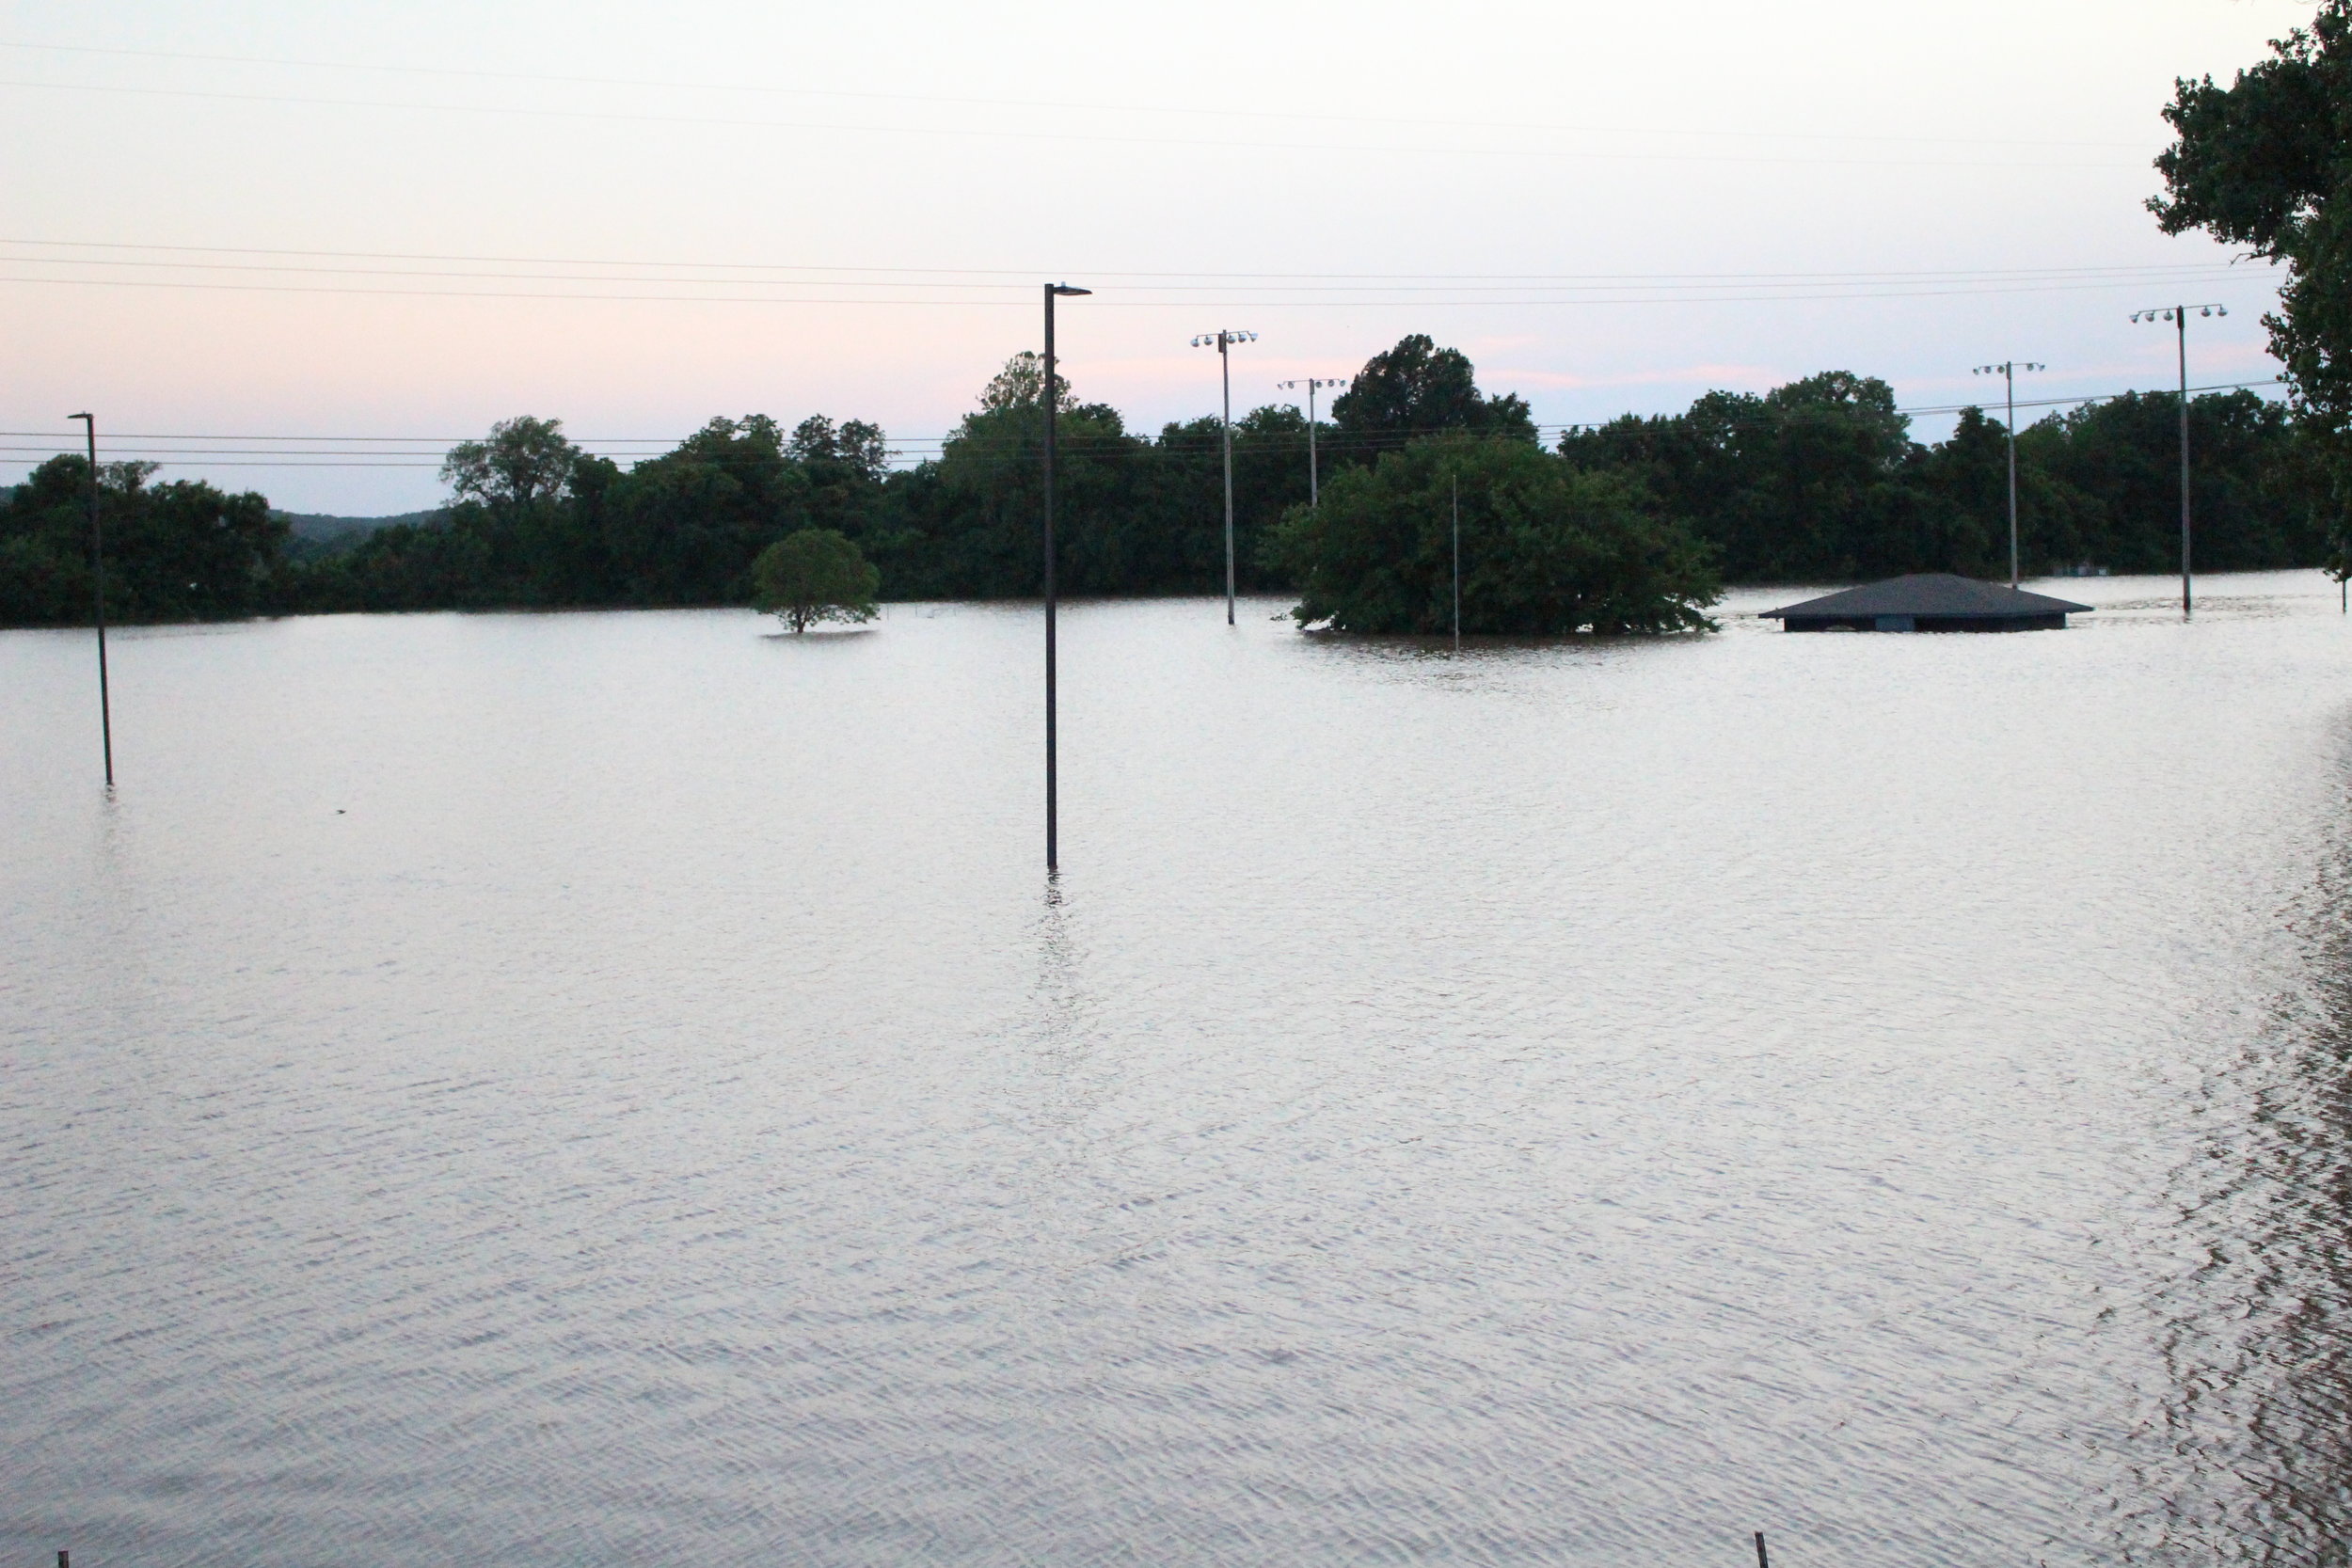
1760,573,2093,620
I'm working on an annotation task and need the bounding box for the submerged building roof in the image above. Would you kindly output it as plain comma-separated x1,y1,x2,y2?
1761,573,2093,631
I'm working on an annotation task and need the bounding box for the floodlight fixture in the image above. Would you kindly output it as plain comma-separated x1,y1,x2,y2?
1970,361,2048,587
1277,376,1350,505
2131,302,2231,617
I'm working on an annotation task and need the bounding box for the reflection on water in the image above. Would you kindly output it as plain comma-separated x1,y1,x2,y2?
5,572,2352,1567
2114,720,2352,1565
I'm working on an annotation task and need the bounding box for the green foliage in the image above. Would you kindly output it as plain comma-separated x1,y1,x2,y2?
1268,436,1719,635
1327,334,1537,464
2152,2,2352,543
439,416,581,513
0,455,285,626
753,528,881,632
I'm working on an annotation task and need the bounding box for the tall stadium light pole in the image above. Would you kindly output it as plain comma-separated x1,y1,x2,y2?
1276,376,1348,506
1971,361,2043,588
1191,329,1257,626
69,412,112,787
1043,283,1090,874
2131,303,2228,619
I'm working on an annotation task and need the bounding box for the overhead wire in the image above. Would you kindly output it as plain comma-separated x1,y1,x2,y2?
0,380,2287,470
0,39,2151,151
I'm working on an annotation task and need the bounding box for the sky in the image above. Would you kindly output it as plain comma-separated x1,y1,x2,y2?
0,0,2316,514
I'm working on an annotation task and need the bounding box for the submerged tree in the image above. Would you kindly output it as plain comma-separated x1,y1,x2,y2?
752,528,881,632
1265,436,1718,636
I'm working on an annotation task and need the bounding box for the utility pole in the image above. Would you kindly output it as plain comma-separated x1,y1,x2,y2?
1276,376,1348,506
1042,283,1090,873
1452,474,1461,654
1191,329,1257,625
1971,360,2043,587
69,412,112,787
2131,303,2228,619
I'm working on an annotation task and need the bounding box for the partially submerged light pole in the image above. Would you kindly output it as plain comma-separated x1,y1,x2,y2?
1276,376,1348,506
1191,329,1257,625
69,412,112,787
2131,303,2227,619
1971,360,2043,587
1451,473,1461,654
1042,282,1090,874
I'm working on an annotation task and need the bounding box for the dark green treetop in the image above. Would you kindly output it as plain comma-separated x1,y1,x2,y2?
1328,335,1536,462
753,527,882,633
1265,436,1718,636
2152,4,2352,483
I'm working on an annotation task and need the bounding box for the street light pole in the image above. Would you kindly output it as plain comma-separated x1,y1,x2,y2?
69,412,112,787
1192,329,1256,626
1276,376,1349,507
1043,282,1090,874
1972,361,2043,588
2131,303,2227,619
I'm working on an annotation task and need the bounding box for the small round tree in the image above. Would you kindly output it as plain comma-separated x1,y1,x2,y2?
752,528,881,633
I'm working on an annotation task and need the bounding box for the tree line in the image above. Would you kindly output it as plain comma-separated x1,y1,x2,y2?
0,330,2338,631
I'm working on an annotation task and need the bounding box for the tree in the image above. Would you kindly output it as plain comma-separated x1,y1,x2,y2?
1264,436,1718,635
0,455,286,626
1327,335,1536,464
753,528,881,632
2152,3,2352,526
439,416,583,513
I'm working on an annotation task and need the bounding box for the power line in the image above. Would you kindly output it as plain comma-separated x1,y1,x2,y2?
0,39,2153,153
0,252,2262,294
0,271,2279,309
0,237,2264,286
0,380,2286,470
0,76,2149,171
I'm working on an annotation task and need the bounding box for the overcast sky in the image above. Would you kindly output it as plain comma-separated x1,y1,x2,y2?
0,0,2313,513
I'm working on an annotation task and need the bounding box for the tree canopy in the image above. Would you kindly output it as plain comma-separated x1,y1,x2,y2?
2153,2,2352,515
1327,334,1537,463
1268,436,1719,635
2,332,2333,631
753,528,881,632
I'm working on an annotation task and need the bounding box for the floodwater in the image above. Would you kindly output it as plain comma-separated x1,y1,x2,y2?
6,572,2351,1567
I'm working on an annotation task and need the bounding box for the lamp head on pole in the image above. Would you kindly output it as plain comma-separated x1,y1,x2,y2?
1050,283,1091,297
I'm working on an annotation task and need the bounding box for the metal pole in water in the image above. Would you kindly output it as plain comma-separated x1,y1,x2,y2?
71,412,112,787
2005,364,2020,588
2177,306,2192,620
1220,335,1235,626
1451,473,1461,654
1042,286,1057,873
1753,1532,1769,1568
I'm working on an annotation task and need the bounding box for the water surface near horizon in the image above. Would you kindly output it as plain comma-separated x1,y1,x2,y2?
7,574,2352,1567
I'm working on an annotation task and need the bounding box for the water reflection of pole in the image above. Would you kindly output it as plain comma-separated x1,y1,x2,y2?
1042,283,1090,874
1753,1532,1770,1568
70,412,112,787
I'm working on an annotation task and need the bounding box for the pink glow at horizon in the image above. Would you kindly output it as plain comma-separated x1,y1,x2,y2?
0,0,2307,513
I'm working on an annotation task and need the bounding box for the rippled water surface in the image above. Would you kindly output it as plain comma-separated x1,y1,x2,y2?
8,575,2352,1567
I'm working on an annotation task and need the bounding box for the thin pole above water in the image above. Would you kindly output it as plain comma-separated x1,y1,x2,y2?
1451,474,1461,655
1041,286,1089,873
71,411,112,787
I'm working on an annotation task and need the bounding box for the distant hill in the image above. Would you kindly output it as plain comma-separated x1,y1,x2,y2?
275,508,444,559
